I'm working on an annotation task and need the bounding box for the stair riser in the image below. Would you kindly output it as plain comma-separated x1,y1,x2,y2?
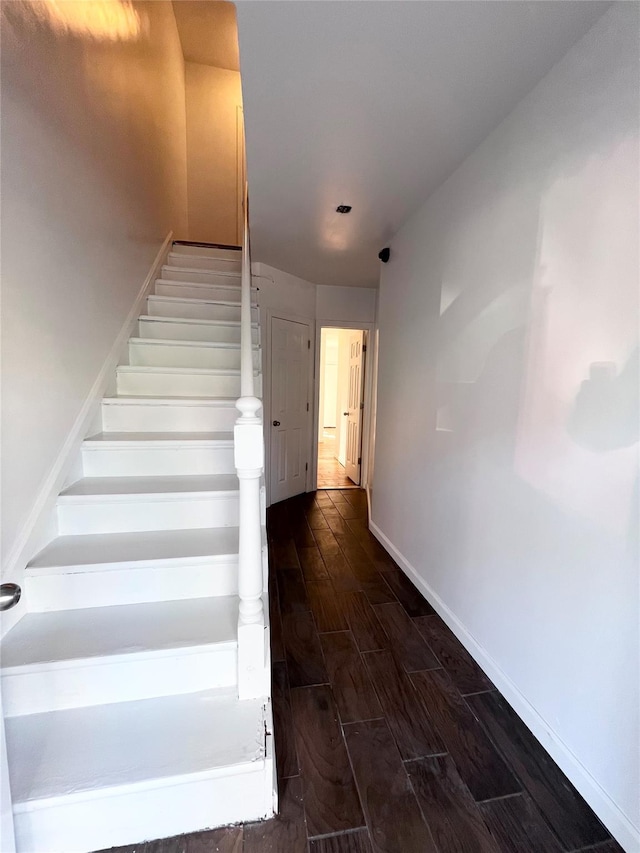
101,402,239,432
155,282,244,303
172,245,240,261
147,297,257,323
128,342,260,371
116,370,261,398
167,253,240,273
161,265,241,284
13,761,271,853
82,445,235,477
138,318,258,344
26,559,239,612
2,647,237,716
57,494,239,535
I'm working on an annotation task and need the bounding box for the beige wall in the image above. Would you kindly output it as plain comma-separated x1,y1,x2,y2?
321,330,339,430
185,62,243,246
1,1,188,579
335,329,352,466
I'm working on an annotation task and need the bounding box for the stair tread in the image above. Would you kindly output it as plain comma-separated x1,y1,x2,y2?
167,253,240,265
116,364,260,378
148,294,256,307
60,473,239,499
103,396,238,405
156,282,251,290
117,365,257,375
161,266,240,276
6,686,265,804
84,431,234,444
27,526,240,570
1,596,238,671
129,337,258,351
139,315,258,327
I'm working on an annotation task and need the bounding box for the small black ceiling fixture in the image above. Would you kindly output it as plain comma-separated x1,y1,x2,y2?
378,247,391,263
336,205,352,214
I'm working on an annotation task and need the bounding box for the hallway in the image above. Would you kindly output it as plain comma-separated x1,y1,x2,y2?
105,488,621,852
317,432,356,489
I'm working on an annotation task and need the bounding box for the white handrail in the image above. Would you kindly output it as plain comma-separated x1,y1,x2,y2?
234,182,267,700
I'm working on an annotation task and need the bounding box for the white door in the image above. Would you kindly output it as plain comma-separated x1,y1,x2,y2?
270,317,311,503
0,685,16,853
345,331,365,484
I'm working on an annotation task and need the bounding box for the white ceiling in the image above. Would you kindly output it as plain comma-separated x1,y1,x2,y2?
236,1,610,288
173,1,239,71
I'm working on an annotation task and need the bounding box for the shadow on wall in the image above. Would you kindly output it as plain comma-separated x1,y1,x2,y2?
424,309,638,806
568,350,639,451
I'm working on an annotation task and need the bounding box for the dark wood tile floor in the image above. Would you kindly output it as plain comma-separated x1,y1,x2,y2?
103,489,623,853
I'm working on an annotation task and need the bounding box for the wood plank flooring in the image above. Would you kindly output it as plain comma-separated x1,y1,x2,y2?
317,434,357,489
103,489,623,853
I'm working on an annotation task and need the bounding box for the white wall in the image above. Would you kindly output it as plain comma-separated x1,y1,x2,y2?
373,5,638,848
1,1,188,582
185,62,243,246
254,262,316,322
335,329,352,466
316,285,377,325
254,262,376,327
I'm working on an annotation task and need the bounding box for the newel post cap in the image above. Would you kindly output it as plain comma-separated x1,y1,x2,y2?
236,396,262,421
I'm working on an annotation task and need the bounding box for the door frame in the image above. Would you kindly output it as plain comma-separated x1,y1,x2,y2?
312,320,375,491
264,308,315,507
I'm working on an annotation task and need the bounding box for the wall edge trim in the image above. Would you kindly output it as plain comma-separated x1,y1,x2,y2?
369,518,639,852
1,233,173,598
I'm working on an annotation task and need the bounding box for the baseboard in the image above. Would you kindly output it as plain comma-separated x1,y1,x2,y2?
1,233,173,615
369,518,639,853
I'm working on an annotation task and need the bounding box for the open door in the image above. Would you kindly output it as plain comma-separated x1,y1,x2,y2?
270,316,311,503
344,331,365,484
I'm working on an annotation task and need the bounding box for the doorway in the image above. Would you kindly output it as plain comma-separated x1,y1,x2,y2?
316,328,366,488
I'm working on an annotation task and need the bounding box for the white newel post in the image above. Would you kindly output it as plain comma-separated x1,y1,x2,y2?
235,395,266,700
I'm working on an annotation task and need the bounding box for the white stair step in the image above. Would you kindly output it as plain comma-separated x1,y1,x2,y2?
101,396,240,432
161,265,241,285
156,276,254,294
128,338,260,371
138,315,259,344
155,280,251,303
26,527,240,610
1,597,239,715
167,251,240,273
172,243,241,261
147,294,257,323
82,431,235,477
6,688,272,852
57,474,239,534
116,365,262,398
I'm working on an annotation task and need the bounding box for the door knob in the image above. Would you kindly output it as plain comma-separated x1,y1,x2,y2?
273,420,281,426
0,583,21,611
343,412,349,416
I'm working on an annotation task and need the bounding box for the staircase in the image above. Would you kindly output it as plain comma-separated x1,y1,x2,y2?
1,243,274,853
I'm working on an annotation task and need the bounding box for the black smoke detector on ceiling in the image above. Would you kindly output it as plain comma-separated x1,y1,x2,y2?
336,205,352,214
